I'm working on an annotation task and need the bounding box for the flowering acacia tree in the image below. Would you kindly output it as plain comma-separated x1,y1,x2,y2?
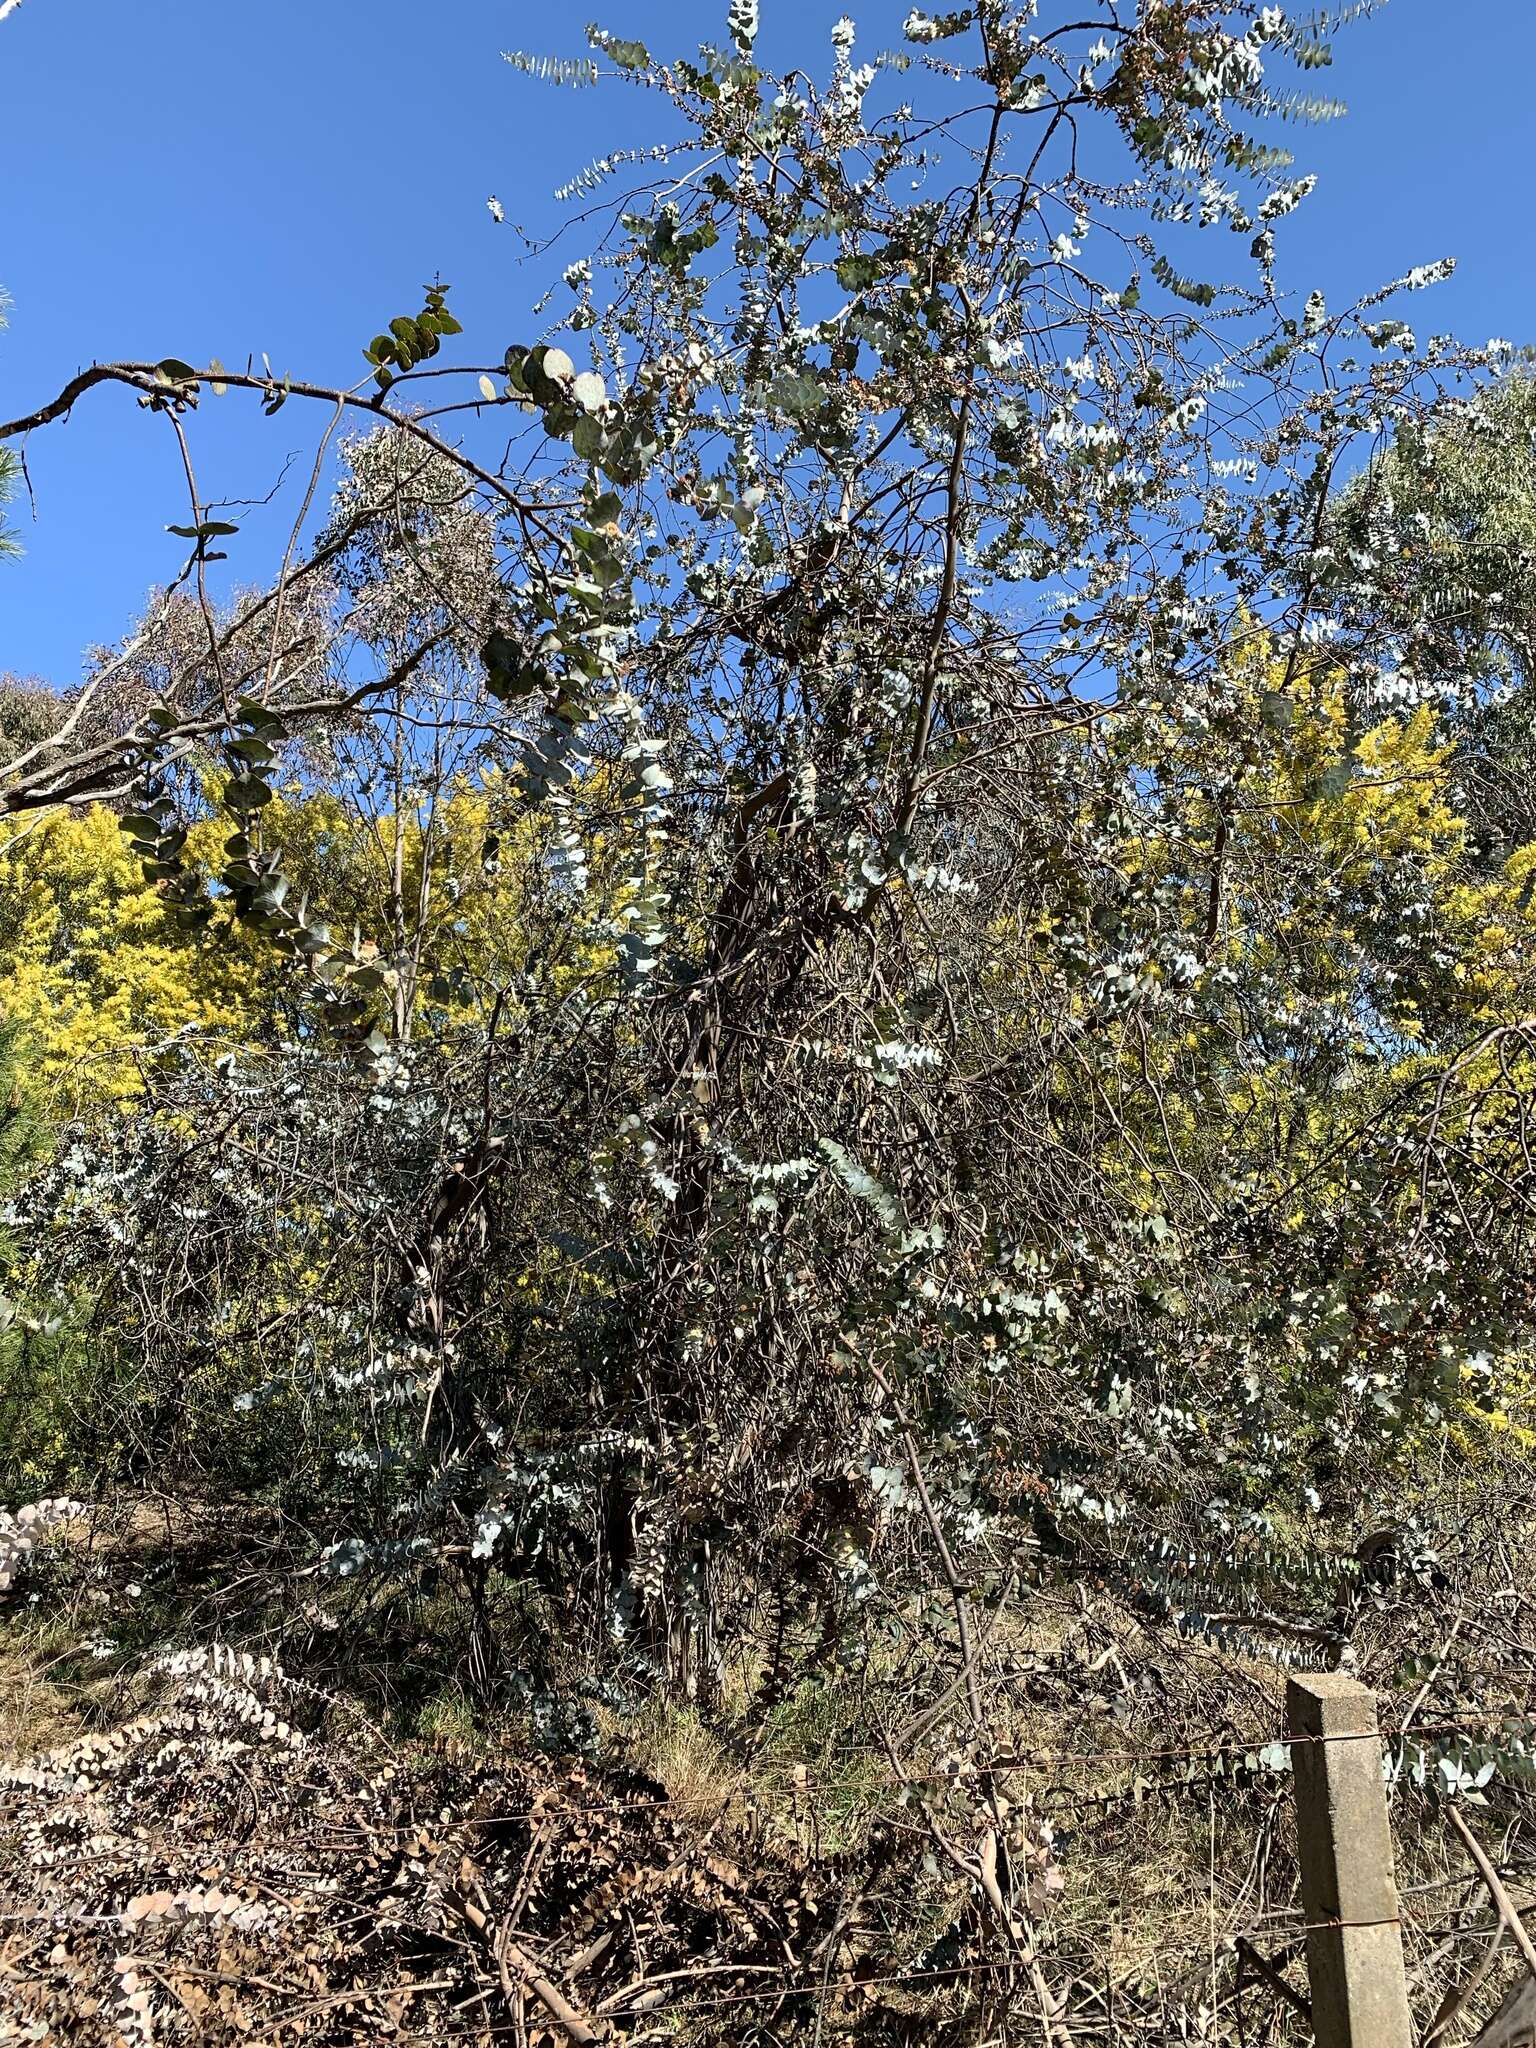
2,4,1532,1796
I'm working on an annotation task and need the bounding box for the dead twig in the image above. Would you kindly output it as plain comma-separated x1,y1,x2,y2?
1447,1805,1536,1986
456,1870,606,2046
1234,1937,1312,2025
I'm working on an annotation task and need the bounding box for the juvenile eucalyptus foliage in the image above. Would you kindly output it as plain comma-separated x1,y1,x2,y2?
2,1,1532,1722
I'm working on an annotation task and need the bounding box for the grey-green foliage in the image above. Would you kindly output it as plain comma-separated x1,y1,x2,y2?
1328,369,1536,850
1330,371,1536,692
2,1,1530,1736
0,677,63,770
0,1016,86,1492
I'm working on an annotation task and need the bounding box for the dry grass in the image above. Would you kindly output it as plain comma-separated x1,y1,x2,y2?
4,1480,1536,2043
0,1639,86,1759
608,1694,747,1830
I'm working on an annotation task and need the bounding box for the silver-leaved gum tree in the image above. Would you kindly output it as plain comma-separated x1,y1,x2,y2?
3,2,1533,1857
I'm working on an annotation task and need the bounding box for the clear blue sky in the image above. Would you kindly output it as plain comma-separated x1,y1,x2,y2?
2,0,1531,685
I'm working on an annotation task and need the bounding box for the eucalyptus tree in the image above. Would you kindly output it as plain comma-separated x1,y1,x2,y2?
1,2,1527,1780
1325,371,1536,856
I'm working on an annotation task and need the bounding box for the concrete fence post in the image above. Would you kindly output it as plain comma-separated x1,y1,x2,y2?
1287,1671,1413,2048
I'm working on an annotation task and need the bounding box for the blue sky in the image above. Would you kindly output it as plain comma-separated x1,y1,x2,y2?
1,0,1531,685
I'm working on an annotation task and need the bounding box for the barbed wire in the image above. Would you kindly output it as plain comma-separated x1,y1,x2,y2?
6,1764,1526,1855
4,1808,1526,2038
10,1700,1524,1843
147,1911,1526,2047
5,1681,1532,2045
